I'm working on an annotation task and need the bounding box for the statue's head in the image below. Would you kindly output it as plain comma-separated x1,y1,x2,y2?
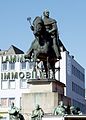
43,9,49,18
59,101,64,107
70,106,74,110
35,104,40,110
70,106,75,113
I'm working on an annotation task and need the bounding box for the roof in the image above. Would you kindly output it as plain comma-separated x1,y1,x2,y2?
0,45,24,55
7,45,24,55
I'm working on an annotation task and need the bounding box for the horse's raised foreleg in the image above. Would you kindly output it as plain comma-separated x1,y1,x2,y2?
25,39,37,59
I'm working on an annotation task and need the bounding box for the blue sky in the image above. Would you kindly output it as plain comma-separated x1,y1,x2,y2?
0,0,86,78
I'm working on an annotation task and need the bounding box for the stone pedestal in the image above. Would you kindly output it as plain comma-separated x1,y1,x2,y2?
42,115,86,120
22,79,71,120
28,79,65,94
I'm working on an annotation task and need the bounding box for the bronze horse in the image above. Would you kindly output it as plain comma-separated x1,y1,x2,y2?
25,16,61,79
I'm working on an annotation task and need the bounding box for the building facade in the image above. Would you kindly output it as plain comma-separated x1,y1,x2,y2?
0,44,86,119
56,49,86,113
0,45,35,119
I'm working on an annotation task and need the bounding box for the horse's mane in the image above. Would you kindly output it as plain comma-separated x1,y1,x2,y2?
33,16,44,25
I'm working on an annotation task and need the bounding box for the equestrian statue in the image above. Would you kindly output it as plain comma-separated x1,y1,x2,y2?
25,10,61,79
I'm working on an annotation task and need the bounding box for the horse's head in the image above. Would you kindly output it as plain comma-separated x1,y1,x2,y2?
33,16,45,36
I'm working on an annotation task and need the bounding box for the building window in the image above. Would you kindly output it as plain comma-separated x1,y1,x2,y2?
0,117,7,120
20,79,27,89
8,98,15,107
20,62,26,69
1,98,7,108
29,62,34,69
9,80,15,89
1,80,8,89
72,82,85,97
72,65,85,82
2,62,7,71
1,80,16,90
9,62,15,70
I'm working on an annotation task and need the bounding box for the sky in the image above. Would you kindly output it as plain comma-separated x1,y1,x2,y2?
0,0,86,79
